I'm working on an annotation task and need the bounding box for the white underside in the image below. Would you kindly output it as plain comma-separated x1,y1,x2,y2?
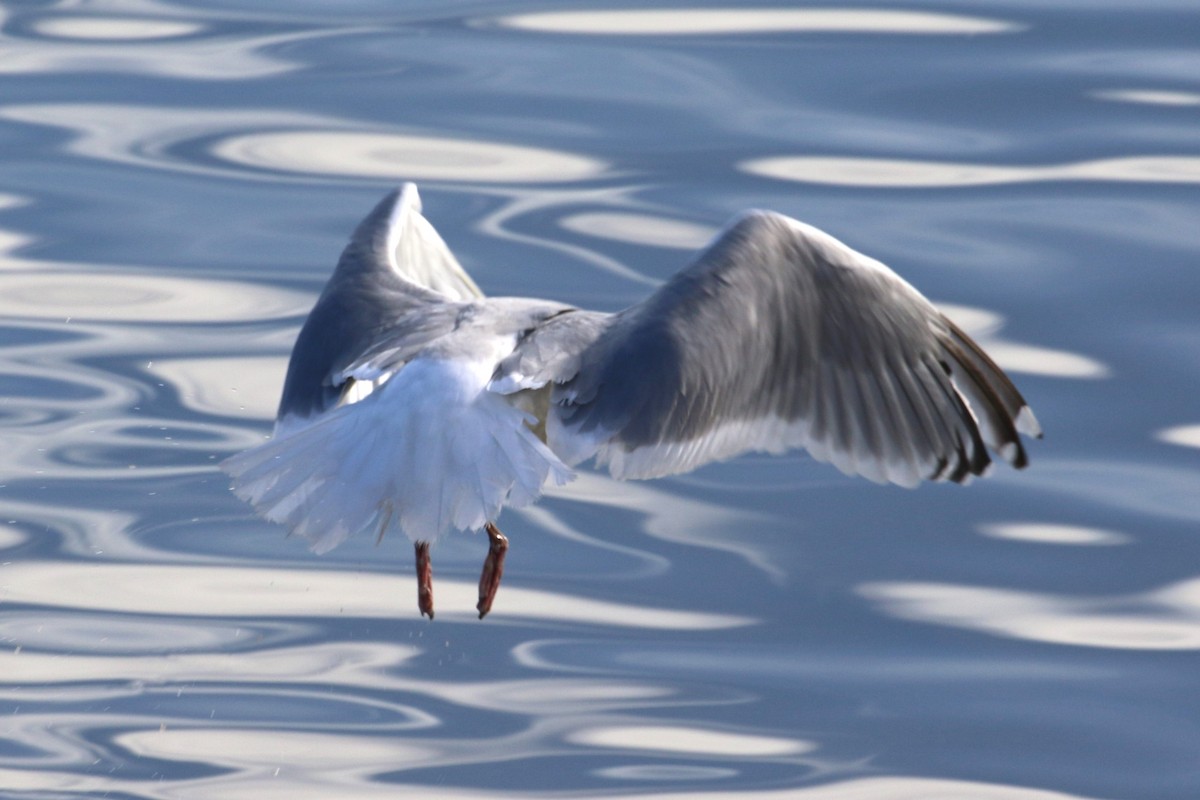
547,407,930,488
223,357,573,553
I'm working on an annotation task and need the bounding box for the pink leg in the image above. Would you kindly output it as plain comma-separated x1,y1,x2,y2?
477,522,508,619
415,540,434,619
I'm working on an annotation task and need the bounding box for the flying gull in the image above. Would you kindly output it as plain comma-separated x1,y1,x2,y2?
223,184,1041,619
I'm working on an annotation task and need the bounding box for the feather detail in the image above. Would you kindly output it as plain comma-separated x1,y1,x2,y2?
223,357,572,552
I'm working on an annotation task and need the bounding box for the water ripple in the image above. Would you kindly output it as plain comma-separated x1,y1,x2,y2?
213,130,607,184
0,611,292,655
0,764,1108,799
568,724,813,757
559,212,716,250
0,641,423,696
0,270,310,323
151,356,287,422
1092,88,1200,107
542,472,781,580
487,9,1021,36
938,304,1109,379
1156,423,1200,449
1025,459,1200,524
977,522,1131,547
1,561,753,629
3,8,314,80
0,104,608,186
1,2,1195,796
743,155,1200,188
32,17,203,42
860,577,1200,650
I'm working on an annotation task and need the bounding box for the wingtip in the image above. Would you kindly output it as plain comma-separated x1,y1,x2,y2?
397,182,421,213
351,183,421,258
720,208,789,240
1016,405,1043,439
376,183,424,271
372,183,421,235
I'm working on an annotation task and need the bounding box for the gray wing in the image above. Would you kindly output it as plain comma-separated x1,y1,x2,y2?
276,184,475,426
490,309,614,393
545,211,1041,487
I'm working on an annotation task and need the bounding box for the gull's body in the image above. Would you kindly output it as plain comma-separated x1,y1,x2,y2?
223,184,1041,618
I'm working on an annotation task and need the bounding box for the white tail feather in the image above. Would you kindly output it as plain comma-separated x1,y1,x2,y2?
222,358,573,553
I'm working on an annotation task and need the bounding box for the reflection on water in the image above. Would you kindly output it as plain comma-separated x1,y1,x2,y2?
978,522,1131,547
543,471,785,580
860,578,1200,650
559,212,716,250
1157,423,1200,449
0,271,310,322
568,725,812,757
2,561,753,629
0,101,609,191
2,11,305,79
490,8,1020,36
1023,459,1200,523
1092,88,1200,107
2,0,1199,798
936,304,1108,379
0,103,608,186
152,356,286,421
0,229,309,494
214,131,608,183
32,17,203,42
743,155,1200,188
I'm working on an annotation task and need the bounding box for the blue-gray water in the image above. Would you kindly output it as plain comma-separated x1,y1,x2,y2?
2,2,1199,798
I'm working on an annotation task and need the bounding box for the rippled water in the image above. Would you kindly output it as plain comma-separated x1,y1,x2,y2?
2,2,1199,798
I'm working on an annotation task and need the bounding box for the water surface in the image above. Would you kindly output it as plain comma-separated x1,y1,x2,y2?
2,2,1199,798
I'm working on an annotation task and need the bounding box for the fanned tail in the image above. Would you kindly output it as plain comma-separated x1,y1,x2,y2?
222,360,573,553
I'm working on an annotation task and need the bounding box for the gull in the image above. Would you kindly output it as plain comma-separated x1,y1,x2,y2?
222,184,1041,619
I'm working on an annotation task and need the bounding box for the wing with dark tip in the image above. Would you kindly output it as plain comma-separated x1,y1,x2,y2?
546,211,1041,486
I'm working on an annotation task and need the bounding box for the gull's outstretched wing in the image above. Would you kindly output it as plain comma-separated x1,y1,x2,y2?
275,184,474,427
546,211,1041,487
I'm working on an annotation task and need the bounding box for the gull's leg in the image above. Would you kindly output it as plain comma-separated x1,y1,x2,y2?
477,522,508,619
415,540,434,619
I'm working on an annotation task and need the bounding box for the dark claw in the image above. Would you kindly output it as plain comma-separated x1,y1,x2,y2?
477,522,508,619
415,540,434,619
